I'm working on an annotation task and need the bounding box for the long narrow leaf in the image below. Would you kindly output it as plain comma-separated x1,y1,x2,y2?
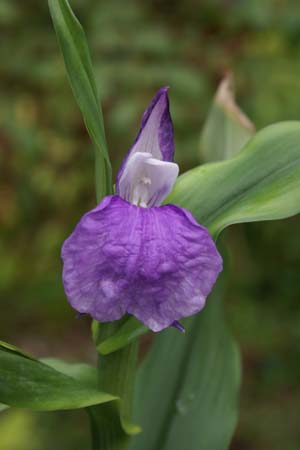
0,344,116,411
48,0,112,199
132,280,241,450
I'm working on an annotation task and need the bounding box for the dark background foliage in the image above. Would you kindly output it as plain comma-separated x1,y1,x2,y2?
0,0,299,448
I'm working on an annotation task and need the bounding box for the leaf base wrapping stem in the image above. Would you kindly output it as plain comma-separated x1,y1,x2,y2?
88,321,139,450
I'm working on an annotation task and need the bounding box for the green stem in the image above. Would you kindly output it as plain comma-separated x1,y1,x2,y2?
88,322,138,450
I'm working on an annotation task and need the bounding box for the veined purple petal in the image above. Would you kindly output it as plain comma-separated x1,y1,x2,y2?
116,87,174,194
118,151,179,207
61,195,222,332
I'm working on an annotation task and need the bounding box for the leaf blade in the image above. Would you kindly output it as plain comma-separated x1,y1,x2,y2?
98,317,149,355
41,358,98,388
0,347,116,411
169,121,300,238
199,73,255,162
132,280,241,450
48,0,112,199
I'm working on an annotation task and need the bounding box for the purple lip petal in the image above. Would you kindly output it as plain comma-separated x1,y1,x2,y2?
172,321,186,333
116,87,174,194
61,195,222,332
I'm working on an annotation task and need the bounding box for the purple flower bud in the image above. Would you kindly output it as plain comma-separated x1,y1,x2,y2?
61,88,222,332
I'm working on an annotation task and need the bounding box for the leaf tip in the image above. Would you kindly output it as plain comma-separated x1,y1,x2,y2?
216,71,255,133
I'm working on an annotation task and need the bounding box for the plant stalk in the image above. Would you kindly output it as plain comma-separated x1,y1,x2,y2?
88,322,138,450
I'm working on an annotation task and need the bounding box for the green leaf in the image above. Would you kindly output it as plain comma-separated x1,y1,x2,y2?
41,358,98,388
169,121,300,239
98,317,149,355
91,323,141,443
199,73,255,162
0,346,116,411
0,356,98,414
0,340,34,360
132,279,241,450
48,0,112,200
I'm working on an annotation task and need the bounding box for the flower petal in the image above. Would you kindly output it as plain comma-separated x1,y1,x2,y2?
61,196,129,322
116,87,174,194
118,151,179,207
61,196,222,332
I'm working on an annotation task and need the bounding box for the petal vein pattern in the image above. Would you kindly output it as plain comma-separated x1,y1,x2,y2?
62,196,222,332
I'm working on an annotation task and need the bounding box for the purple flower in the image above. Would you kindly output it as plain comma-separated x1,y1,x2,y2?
62,88,222,332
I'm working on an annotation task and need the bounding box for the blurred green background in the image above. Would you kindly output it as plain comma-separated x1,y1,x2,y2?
0,0,300,449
